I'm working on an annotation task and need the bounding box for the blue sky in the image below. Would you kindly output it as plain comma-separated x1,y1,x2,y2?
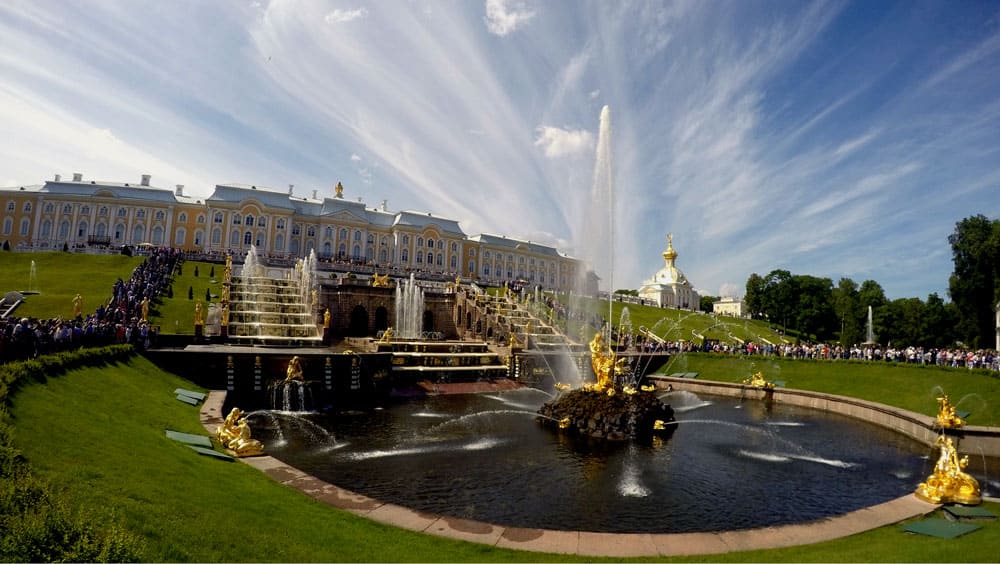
2,1,998,300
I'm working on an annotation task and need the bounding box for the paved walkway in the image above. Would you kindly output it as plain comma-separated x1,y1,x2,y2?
201,391,938,557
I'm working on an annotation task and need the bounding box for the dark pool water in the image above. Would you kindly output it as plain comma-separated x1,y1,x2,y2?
254,389,935,533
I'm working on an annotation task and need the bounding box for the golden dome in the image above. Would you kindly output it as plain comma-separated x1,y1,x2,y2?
661,233,677,263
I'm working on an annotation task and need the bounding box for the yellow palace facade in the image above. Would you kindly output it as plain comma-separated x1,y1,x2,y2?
0,173,580,290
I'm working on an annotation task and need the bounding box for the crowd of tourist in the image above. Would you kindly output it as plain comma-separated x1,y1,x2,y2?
0,247,179,362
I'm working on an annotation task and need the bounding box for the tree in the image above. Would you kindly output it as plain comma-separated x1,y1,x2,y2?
791,275,835,340
210,265,215,278
194,265,199,277
700,295,718,313
948,214,1000,348
205,287,211,302
762,269,796,332
921,293,956,348
832,277,861,345
188,286,193,300
744,273,765,319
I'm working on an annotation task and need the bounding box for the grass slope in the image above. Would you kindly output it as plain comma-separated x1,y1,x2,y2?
0,252,143,319
149,261,224,334
10,355,1000,561
666,354,1000,426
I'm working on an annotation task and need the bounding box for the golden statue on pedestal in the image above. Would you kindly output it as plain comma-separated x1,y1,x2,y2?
216,408,264,457
934,395,965,429
589,333,627,391
371,273,391,287
915,434,981,505
379,327,393,343
323,309,331,329
72,293,83,317
742,371,775,390
194,301,204,326
284,356,304,382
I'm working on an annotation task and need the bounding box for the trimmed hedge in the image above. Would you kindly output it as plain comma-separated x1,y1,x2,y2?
0,346,144,562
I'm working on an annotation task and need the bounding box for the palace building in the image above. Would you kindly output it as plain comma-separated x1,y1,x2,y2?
0,173,581,290
637,233,700,310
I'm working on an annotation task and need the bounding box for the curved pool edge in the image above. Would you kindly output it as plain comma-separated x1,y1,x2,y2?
199,390,945,557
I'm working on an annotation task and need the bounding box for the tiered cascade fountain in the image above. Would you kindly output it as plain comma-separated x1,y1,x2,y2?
226,246,322,346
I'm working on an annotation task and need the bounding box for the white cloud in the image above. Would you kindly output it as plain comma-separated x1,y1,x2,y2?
589,89,600,100
350,153,362,162
325,8,368,24
484,0,534,36
533,125,593,158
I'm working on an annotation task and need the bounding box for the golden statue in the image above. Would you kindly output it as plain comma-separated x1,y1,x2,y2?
589,333,627,391
194,301,204,325
371,273,391,287
742,371,775,389
323,309,331,328
335,181,344,198
221,303,229,327
311,288,317,306
216,407,264,457
72,293,83,317
915,434,981,505
141,297,149,322
285,356,304,382
224,254,232,280
934,395,965,429
378,327,393,343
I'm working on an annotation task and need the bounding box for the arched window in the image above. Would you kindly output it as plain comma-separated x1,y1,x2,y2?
339,242,347,258
367,233,375,244
6,201,15,212
352,244,360,258
154,210,164,222
437,240,443,250
45,203,54,213
437,254,444,266
322,241,332,257
379,249,387,263
245,214,254,227
290,239,299,254
115,223,126,241
19,218,29,236
451,255,457,269
307,226,315,237
484,264,490,276
23,202,32,213
230,230,240,246
99,206,108,217
80,205,89,215
136,209,145,219
2,217,12,235
63,204,72,214
194,229,203,246
214,212,223,223
484,251,490,260
427,238,434,248
366,246,373,261
255,231,264,247
132,224,145,242
117,208,127,217
416,236,423,247
451,242,457,253
275,233,284,251
292,223,300,235
151,226,163,244
402,234,409,245
77,221,88,238
257,216,266,228
339,228,347,240
354,230,362,241
232,213,241,225
416,251,423,264
325,226,333,239
40,219,51,238
197,214,205,224
178,212,187,223
244,231,252,245
277,218,285,229
211,228,221,244
401,248,408,262
96,223,107,237
175,227,187,245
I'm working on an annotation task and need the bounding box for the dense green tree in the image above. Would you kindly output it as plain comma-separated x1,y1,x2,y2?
760,269,796,331
832,277,861,345
921,293,956,348
948,214,1000,348
791,275,835,340
700,295,719,313
744,273,765,319
858,280,887,343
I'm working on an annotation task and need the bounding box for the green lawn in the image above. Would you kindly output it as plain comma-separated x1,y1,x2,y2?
665,354,1000,426
9,354,1000,561
0,252,143,319
149,260,225,334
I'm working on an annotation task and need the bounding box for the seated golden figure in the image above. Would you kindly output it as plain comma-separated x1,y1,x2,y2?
215,407,264,457
589,333,626,391
915,434,980,505
934,395,965,428
285,356,304,382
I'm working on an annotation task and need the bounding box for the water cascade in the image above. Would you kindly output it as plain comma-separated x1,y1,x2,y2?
394,273,425,339
865,305,875,344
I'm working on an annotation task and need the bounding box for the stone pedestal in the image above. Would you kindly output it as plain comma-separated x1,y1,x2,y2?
194,324,203,341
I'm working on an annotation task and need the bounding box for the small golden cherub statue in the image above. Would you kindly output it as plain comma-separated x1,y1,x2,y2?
216,407,264,457
934,395,965,429
915,434,981,505
742,370,775,389
285,356,304,382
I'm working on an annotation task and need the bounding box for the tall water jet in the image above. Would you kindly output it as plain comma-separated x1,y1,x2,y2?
27,260,38,294
395,273,425,339
243,244,261,278
865,305,875,344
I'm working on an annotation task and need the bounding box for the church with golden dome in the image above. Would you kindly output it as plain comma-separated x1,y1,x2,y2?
638,233,699,310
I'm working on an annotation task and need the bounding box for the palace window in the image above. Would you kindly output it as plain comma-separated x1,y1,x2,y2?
245,214,254,227
244,231,252,245
484,264,491,276
132,224,145,242
451,256,457,269
401,248,408,262
255,231,264,247
5,201,13,212
155,211,164,222
402,234,409,245
63,204,72,214
426,252,433,265
416,236,423,247
178,212,187,223
19,218,29,236
175,227,186,245
151,226,163,244
77,221,88,238
211,228,221,244
339,243,347,258
367,234,375,244
23,202,32,213
230,230,239,246
136,209,145,219
325,227,333,239
340,228,347,240
115,224,125,241
197,214,205,224
45,203,54,213
194,229,203,246
257,217,266,228
275,234,284,251
452,242,458,253
416,251,423,264
307,226,316,237
354,230,362,241
437,240,443,250
427,238,434,248
40,220,51,237
214,212,224,224
292,224,300,236
3,217,12,235
232,213,241,225
277,218,285,229
99,206,108,217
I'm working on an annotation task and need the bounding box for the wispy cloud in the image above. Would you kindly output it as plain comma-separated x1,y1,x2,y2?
483,0,534,36
325,8,368,24
534,125,594,158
